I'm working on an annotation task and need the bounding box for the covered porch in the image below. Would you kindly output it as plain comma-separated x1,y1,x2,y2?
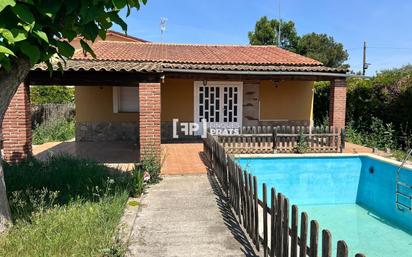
1,40,348,170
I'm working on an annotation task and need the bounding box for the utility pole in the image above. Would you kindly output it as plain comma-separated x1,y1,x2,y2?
362,41,368,75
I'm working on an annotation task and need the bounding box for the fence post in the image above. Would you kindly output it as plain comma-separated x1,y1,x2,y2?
263,183,268,257
299,212,308,257
272,127,278,153
337,241,348,257
322,230,332,257
309,220,319,257
282,198,289,257
253,176,259,251
270,188,277,257
291,205,299,257
276,194,284,257
340,128,346,153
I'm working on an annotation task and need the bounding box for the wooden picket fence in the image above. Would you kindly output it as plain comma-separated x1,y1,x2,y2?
204,133,365,257
217,126,345,154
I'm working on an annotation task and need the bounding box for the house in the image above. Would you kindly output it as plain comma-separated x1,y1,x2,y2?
1,31,347,162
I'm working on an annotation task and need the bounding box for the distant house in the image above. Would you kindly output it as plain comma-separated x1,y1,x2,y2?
2,31,347,161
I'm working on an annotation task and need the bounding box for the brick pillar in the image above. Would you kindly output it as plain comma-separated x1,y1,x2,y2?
138,83,161,160
329,78,347,132
1,83,32,162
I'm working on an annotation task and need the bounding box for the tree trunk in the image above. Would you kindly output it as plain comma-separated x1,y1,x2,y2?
0,57,31,233
0,163,11,233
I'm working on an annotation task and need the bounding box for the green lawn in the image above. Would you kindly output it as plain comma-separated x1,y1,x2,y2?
0,155,135,257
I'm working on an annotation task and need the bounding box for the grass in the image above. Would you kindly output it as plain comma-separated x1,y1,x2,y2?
0,194,128,257
390,149,412,162
32,118,75,145
0,155,135,257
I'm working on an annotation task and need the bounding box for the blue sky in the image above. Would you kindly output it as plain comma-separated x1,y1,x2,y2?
115,0,412,75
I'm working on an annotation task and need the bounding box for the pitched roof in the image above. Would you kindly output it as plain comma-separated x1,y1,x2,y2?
72,41,322,66
104,30,149,43
34,40,348,75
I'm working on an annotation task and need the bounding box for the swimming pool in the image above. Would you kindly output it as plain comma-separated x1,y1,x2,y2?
237,155,412,257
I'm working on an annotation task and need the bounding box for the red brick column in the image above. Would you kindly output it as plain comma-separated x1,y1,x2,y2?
139,83,161,160
329,79,347,132
1,83,32,162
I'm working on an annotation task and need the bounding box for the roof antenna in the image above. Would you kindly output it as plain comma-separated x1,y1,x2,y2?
160,17,168,42
277,0,281,47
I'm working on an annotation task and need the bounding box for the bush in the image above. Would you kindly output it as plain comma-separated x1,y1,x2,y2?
314,65,412,150
30,86,75,105
130,168,145,197
138,148,162,184
294,132,309,154
32,118,75,145
345,117,396,150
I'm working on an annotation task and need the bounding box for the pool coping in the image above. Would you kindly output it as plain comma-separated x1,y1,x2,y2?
234,152,412,171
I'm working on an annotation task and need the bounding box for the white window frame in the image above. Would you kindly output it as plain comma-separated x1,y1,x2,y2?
194,81,243,130
113,86,139,113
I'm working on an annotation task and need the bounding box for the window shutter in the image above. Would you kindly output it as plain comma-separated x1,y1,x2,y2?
113,87,139,113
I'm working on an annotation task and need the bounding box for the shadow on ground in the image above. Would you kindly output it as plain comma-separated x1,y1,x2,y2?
206,170,259,257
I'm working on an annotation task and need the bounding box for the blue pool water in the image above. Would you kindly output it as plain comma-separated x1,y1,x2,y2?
237,156,412,257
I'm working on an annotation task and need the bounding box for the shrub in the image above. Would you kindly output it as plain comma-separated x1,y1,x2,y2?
130,168,145,197
294,132,309,154
30,86,75,105
345,117,396,150
138,148,162,184
314,65,412,150
32,118,75,145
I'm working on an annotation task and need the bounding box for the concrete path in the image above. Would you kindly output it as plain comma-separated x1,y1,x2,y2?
126,174,260,257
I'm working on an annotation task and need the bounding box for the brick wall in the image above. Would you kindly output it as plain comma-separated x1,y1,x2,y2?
139,83,161,160
1,83,32,162
329,79,347,132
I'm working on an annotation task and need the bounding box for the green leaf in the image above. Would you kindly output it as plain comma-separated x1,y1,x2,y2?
108,12,127,31
12,3,35,26
38,0,62,18
11,28,28,42
18,41,40,65
0,45,15,56
0,0,15,12
0,28,15,43
98,29,106,40
0,56,12,71
56,40,75,58
62,30,77,42
112,0,127,10
82,22,99,40
79,39,96,58
64,1,78,14
34,30,49,43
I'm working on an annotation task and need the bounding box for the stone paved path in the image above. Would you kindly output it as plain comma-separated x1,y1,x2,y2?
126,174,260,257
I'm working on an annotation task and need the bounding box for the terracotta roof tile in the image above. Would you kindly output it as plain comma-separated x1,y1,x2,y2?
73,41,323,66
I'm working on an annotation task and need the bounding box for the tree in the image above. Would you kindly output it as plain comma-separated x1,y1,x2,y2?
248,17,349,68
248,16,299,52
297,33,348,68
0,0,147,233
31,86,75,104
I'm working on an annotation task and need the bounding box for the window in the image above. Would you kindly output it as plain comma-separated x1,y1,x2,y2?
113,87,139,113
